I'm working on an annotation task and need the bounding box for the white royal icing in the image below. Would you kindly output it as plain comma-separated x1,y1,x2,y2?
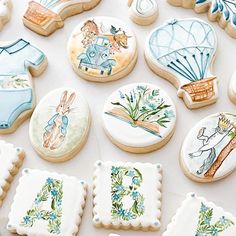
229,69,236,101
93,161,162,230
0,0,11,31
7,169,87,236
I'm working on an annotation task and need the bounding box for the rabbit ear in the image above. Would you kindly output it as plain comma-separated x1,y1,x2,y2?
60,91,68,105
66,92,76,107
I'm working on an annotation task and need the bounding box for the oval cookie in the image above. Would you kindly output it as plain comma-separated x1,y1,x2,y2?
103,83,176,153
68,16,137,82
181,112,236,182
229,69,236,104
29,88,91,162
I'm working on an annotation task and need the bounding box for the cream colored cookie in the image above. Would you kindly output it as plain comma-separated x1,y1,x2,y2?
29,88,91,163
229,69,236,104
145,18,218,109
103,83,176,153
0,0,12,31
68,16,138,82
23,0,101,36
168,0,236,39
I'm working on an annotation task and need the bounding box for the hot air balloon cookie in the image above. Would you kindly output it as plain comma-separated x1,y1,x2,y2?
229,69,236,104
0,0,12,31
180,112,236,183
145,18,218,109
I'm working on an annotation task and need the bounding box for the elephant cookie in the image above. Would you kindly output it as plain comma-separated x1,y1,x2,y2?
229,69,236,104
93,161,162,231
0,39,47,134
145,18,218,109
7,169,87,236
0,0,12,31
68,16,137,82
0,140,25,206
29,88,91,163
128,0,158,25
23,0,101,36
103,83,176,153
163,193,236,236
168,0,236,39
180,112,236,183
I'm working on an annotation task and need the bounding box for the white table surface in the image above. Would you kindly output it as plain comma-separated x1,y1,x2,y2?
0,0,236,235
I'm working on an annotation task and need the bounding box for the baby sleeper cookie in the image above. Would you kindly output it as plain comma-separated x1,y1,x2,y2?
68,16,137,82
0,0,12,31
7,169,87,236
0,39,47,134
168,0,236,39
103,83,176,153
93,161,162,231
0,140,25,206
23,0,101,36
229,69,236,104
29,88,91,163
145,18,218,109
163,193,236,236
180,112,236,183
128,0,158,25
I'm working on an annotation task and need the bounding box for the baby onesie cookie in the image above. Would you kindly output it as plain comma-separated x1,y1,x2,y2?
7,169,87,236
128,0,158,25
168,0,236,39
0,39,47,134
163,193,236,236
229,69,236,104
181,112,236,183
145,18,218,109
29,88,91,163
23,0,101,36
0,140,25,206
0,0,12,31
68,16,137,82
103,83,176,153
93,161,162,231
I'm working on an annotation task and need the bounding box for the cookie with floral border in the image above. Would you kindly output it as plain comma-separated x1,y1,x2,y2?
0,0,12,31
7,168,87,236
145,18,218,109
23,0,101,36
163,193,236,236
29,87,91,163
68,16,138,82
93,161,162,231
103,83,176,153
0,140,25,206
128,0,158,25
167,0,236,39
229,69,236,104
180,112,236,183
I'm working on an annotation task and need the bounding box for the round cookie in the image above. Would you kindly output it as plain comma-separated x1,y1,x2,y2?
180,112,236,183
103,83,176,153
229,69,236,104
68,16,138,82
29,88,91,163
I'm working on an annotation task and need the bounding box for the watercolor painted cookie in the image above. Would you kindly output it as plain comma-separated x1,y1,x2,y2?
163,193,236,236
168,0,236,39
229,69,236,104
103,83,176,153
0,39,47,134
128,0,158,25
29,88,91,163
0,0,12,31
93,161,162,231
23,0,101,36
180,112,236,183
68,16,137,82
0,140,25,206
145,18,218,109
7,169,87,236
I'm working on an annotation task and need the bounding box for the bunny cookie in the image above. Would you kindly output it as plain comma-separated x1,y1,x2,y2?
0,0,12,31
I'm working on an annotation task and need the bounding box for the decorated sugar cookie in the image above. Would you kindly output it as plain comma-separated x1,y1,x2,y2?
163,193,236,236
23,0,101,36
128,0,158,25
103,83,176,153
93,161,162,231
168,0,236,38
0,140,25,206
0,39,47,134
7,169,87,236
29,88,91,163
145,18,218,109
229,69,236,104
181,112,236,183
68,16,137,82
0,0,12,31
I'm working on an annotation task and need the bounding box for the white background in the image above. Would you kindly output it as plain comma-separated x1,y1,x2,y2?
0,0,236,235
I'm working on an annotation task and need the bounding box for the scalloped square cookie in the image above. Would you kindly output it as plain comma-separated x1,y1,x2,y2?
7,169,87,236
93,161,162,231
163,193,236,235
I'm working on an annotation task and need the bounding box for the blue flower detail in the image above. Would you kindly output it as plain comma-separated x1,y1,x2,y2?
118,208,125,217
128,170,135,177
164,110,175,118
23,216,31,224
132,177,141,185
49,213,57,221
112,193,120,201
51,189,58,197
131,191,139,200
46,178,53,185
111,166,119,174
116,185,124,192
